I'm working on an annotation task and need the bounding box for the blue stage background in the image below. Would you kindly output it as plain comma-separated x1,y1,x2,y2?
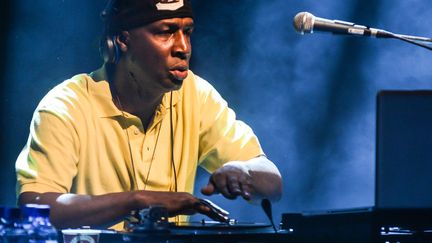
1,0,431,226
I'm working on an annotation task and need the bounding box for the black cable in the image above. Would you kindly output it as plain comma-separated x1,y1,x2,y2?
170,91,178,192
261,199,278,234
390,32,432,51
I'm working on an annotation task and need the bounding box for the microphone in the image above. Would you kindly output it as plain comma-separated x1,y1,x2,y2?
293,12,392,38
292,11,432,51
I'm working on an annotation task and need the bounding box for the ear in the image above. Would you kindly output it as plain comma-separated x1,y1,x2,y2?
115,31,130,52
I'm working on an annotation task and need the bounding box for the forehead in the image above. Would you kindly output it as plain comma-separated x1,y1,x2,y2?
147,17,194,28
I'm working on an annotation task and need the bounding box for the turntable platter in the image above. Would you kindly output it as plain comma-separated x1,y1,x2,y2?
169,221,274,234
173,221,270,229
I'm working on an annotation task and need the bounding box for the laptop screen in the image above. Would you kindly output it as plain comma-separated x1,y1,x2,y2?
376,90,432,209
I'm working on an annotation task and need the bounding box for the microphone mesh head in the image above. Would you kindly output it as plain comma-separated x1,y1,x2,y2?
293,12,314,34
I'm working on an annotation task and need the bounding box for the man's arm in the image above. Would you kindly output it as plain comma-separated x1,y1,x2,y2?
19,190,210,229
201,156,282,202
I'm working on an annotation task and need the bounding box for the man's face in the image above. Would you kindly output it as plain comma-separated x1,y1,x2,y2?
124,17,194,92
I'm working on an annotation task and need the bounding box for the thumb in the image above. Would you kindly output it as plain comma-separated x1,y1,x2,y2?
201,181,216,195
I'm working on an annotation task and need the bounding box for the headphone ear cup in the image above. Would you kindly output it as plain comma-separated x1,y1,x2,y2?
100,36,121,64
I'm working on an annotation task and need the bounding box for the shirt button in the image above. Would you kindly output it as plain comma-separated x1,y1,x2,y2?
134,129,139,135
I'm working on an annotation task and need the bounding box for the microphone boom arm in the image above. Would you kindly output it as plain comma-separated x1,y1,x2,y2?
393,34,432,43
390,33,432,51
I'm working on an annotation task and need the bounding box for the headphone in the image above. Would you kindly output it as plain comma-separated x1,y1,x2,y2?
100,35,121,64
99,0,121,64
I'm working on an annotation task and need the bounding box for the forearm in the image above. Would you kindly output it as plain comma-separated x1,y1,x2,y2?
18,191,137,229
18,190,211,229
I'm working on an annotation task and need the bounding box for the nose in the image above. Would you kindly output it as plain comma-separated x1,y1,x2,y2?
172,31,191,59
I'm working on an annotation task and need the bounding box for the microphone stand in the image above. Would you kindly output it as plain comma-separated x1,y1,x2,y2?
395,34,432,43
376,29,432,51
391,34,432,51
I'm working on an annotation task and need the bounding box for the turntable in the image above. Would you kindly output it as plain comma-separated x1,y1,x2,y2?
119,220,289,243
114,200,292,242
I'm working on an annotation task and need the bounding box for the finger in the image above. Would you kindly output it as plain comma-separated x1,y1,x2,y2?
195,202,228,223
194,202,211,215
226,176,242,197
239,182,252,201
201,181,216,195
208,172,236,199
217,178,237,200
166,193,198,216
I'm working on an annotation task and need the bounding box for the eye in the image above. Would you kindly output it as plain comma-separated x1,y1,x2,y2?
157,29,175,38
184,27,194,36
155,24,181,39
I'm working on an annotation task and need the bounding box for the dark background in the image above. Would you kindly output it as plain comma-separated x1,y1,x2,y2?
1,0,431,226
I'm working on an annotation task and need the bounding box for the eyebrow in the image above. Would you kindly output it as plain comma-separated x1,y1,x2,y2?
157,19,194,28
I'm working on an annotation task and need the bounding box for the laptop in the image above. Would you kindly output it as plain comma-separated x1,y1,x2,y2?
376,90,432,209
300,90,432,215
281,90,432,238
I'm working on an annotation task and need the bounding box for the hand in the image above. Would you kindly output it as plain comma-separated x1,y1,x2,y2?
133,191,225,220
201,161,254,201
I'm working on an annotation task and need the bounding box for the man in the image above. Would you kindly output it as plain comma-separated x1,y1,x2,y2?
16,0,282,230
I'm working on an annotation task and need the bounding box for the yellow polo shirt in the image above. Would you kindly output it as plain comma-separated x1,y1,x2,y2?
16,69,263,228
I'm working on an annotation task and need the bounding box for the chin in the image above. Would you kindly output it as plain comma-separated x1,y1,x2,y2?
172,78,184,87
162,78,183,92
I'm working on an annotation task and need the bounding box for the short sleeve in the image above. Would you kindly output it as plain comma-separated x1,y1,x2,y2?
196,78,264,173
16,85,82,195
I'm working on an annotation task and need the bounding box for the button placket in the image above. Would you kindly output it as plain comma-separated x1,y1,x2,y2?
142,128,156,164
126,118,145,190
133,128,139,135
